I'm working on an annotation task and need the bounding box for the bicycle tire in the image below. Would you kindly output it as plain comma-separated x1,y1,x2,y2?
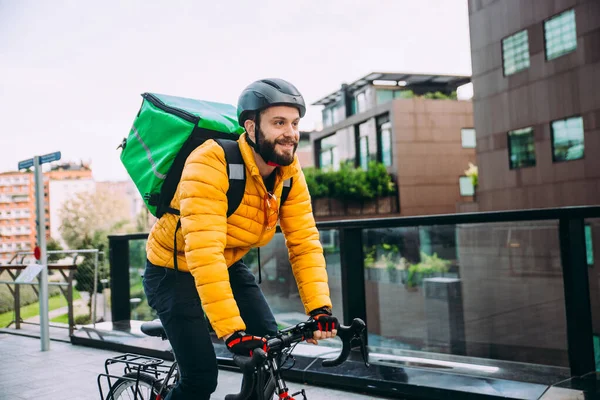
106,372,163,400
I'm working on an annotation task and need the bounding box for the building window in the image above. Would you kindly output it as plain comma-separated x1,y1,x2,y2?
508,127,536,169
319,134,339,170
332,105,345,124
502,30,530,76
376,90,395,105
322,107,332,128
461,128,476,148
459,176,474,196
359,136,369,170
356,92,367,113
380,122,392,167
545,9,577,60
552,116,584,162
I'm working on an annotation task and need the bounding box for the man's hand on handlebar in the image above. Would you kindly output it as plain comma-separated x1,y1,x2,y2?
225,331,268,356
307,307,338,345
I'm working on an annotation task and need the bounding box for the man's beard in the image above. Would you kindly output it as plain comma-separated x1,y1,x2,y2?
256,127,298,166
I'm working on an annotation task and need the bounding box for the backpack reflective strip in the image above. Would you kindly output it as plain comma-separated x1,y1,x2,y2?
132,125,167,180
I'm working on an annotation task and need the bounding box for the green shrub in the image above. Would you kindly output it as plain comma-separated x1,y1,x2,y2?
305,161,395,202
421,91,457,100
366,161,395,197
304,167,329,198
331,162,373,201
406,252,451,288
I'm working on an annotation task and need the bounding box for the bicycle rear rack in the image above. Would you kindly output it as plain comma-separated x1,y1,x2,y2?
97,353,176,400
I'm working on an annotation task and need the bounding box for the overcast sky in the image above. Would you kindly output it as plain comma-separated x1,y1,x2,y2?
0,0,472,181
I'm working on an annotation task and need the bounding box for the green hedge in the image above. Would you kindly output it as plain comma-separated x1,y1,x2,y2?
304,161,395,201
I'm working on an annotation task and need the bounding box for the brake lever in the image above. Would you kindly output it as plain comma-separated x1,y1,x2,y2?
353,332,370,368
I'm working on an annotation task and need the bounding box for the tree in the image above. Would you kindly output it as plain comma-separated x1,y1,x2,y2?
59,188,133,318
46,237,64,263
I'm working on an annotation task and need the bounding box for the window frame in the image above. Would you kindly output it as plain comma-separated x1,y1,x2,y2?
544,8,577,61
507,126,536,170
358,136,369,170
459,176,475,197
501,29,531,77
461,128,476,149
550,115,585,163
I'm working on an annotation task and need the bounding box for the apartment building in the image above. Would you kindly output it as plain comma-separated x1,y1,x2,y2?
310,72,476,216
447,0,600,366
468,0,600,210
0,172,47,263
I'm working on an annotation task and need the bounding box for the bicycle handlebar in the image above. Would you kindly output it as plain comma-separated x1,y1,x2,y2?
322,318,366,367
225,318,368,400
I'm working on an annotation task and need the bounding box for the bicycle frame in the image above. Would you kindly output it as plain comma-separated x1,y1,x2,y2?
98,318,368,400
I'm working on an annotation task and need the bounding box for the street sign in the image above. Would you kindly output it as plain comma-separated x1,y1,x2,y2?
40,151,61,164
15,264,44,283
18,159,34,170
18,151,61,170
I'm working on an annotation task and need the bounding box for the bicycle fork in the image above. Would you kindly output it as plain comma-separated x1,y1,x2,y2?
267,359,307,400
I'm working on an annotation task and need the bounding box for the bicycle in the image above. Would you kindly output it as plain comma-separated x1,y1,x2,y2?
97,317,369,400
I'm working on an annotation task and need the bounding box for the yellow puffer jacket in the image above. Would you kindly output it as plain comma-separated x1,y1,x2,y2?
146,134,331,338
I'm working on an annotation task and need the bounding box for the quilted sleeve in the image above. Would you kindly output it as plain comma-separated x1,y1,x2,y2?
179,140,246,338
279,169,332,315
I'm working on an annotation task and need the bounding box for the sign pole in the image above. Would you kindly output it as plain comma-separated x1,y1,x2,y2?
19,151,60,351
33,156,49,351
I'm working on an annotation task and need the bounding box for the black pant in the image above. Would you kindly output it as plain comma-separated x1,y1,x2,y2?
143,260,278,400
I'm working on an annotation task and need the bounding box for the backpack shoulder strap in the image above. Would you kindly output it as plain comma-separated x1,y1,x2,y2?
281,178,292,205
214,138,246,217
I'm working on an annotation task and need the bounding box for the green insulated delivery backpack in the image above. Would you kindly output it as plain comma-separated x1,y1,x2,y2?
119,92,292,220
119,92,247,218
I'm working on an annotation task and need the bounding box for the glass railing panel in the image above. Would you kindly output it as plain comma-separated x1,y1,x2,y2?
128,238,155,321
363,221,569,368
246,230,343,331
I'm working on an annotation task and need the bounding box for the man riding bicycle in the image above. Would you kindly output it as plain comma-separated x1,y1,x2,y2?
143,78,339,400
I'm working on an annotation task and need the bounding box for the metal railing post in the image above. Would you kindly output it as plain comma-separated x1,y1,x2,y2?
109,237,131,322
559,217,595,376
339,227,368,336
92,249,99,326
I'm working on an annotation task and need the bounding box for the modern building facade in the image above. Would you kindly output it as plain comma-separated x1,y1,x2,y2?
460,0,600,367
468,0,600,211
310,72,477,217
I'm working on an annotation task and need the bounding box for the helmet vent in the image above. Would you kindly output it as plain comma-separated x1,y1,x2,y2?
261,79,282,90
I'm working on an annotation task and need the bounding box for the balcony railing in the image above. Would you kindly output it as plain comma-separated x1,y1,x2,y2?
105,206,600,399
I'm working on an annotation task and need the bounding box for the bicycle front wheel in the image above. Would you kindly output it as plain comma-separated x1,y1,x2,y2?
106,372,163,400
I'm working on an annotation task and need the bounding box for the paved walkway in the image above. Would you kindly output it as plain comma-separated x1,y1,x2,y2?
0,333,389,400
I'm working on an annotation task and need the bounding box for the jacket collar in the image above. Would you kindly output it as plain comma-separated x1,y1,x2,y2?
238,133,299,181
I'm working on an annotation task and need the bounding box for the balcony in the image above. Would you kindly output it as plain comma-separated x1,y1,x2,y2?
312,195,399,219
11,195,30,203
78,206,600,399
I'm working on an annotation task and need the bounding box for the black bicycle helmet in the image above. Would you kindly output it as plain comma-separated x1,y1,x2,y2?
237,78,306,126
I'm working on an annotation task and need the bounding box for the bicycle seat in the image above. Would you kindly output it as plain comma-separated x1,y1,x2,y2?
140,319,168,340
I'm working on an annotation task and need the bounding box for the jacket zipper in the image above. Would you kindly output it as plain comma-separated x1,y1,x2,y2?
143,93,200,124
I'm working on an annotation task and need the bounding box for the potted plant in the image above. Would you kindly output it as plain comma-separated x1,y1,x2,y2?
405,252,451,290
